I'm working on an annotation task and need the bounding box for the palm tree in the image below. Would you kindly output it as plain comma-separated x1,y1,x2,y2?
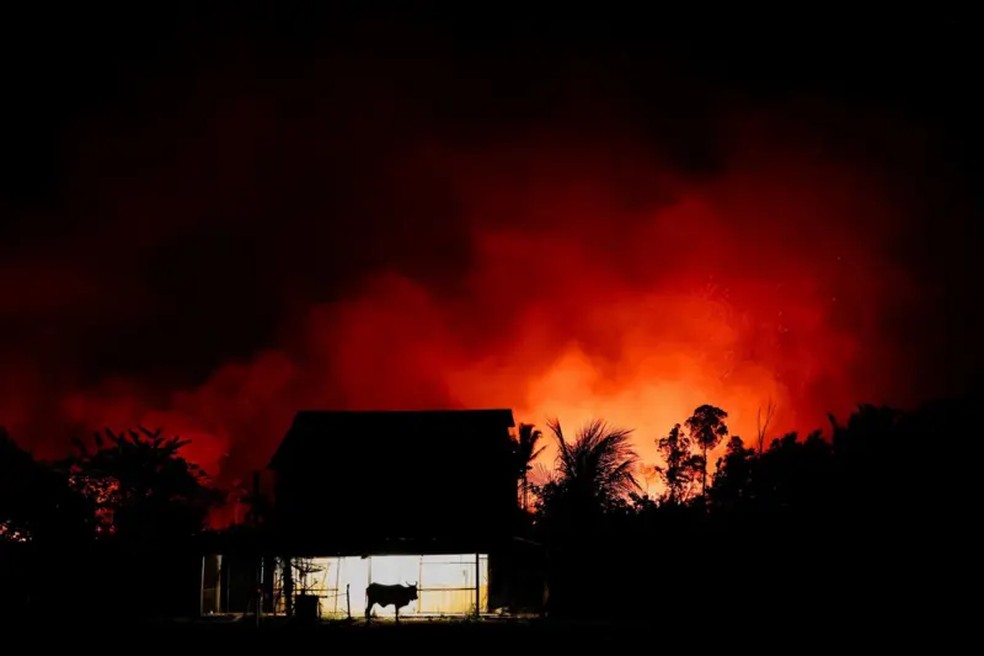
515,423,545,512
542,419,639,516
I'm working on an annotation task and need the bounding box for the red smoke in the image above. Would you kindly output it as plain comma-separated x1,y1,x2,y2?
1,18,962,509
10,122,929,502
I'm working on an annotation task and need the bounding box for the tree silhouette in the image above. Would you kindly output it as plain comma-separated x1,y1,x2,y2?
514,423,545,513
829,404,899,505
1,428,91,543
68,426,220,542
685,405,729,499
754,430,832,515
654,423,704,506
709,435,755,513
538,419,639,520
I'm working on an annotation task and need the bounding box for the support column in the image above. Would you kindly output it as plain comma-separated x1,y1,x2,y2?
255,556,263,626
475,552,481,618
199,555,205,617
283,557,294,616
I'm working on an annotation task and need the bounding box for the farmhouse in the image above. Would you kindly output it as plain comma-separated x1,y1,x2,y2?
201,409,543,619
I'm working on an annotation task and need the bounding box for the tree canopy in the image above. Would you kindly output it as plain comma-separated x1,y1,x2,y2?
68,426,220,542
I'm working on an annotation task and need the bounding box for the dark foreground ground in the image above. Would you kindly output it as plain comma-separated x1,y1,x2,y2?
5,613,966,650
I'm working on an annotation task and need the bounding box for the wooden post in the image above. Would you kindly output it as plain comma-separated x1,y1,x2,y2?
255,556,263,626
224,559,231,613
199,555,206,617
346,583,351,620
475,552,481,618
283,557,294,616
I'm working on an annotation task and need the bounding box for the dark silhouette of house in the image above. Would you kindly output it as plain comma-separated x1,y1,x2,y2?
202,409,543,619
270,409,519,551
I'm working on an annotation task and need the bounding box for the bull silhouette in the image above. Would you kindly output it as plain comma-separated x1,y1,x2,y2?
365,582,418,622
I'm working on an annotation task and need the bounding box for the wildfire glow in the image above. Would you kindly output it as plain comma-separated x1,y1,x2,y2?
2,124,934,502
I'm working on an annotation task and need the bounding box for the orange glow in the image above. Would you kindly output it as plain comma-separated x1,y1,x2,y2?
16,133,927,507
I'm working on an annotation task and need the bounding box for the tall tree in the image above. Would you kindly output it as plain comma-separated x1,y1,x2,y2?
514,423,545,513
535,420,637,621
685,405,729,499
538,419,639,519
654,424,704,506
69,426,220,542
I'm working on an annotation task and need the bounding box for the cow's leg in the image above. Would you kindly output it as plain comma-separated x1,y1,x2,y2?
395,605,400,624
365,601,372,622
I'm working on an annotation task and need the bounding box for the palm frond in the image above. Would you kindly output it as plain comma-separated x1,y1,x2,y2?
546,418,638,509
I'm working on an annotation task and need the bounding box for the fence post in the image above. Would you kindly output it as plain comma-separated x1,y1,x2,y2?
346,584,351,619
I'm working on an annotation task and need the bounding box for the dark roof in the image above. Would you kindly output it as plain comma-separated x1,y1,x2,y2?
269,409,515,471
265,409,519,549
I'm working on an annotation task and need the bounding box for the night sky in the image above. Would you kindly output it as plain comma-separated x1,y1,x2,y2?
2,7,981,485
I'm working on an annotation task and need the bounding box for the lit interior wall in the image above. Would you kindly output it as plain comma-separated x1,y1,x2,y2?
289,554,489,618
200,554,222,615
